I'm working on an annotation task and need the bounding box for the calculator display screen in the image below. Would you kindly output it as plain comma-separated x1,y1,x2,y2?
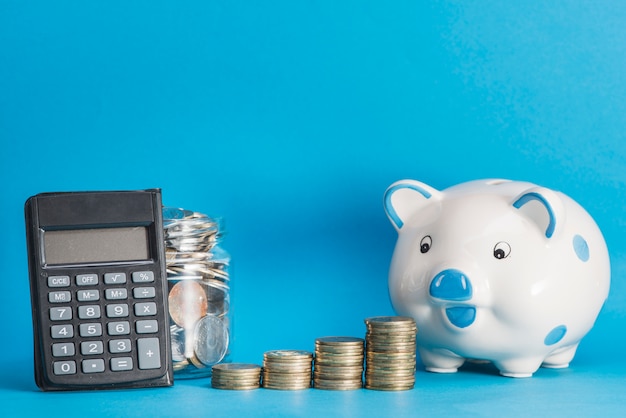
43,227,149,265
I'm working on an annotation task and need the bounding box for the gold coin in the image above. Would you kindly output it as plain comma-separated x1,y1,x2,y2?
314,354,364,363
313,367,363,375
262,383,310,390
314,359,363,368
213,375,261,382
264,357,313,365
314,364,363,373
366,338,416,346
262,371,312,380
264,362,311,368
315,336,364,345
212,385,260,391
264,350,313,360
366,346,416,354
366,353,416,358
364,384,414,391
316,346,365,355
212,379,261,388
212,378,260,390
314,381,363,391
212,363,261,373
366,364,416,372
315,350,364,357
366,328,417,335
365,316,416,326
172,359,190,372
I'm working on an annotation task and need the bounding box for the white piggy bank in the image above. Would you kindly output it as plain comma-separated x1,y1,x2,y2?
383,179,610,377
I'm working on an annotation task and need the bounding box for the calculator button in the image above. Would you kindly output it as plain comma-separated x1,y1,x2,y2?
50,307,72,321
105,288,128,300
104,272,127,285
106,304,129,318
78,305,101,319
137,338,162,370
48,291,71,303
53,361,76,375
82,359,105,374
51,324,74,339
133,287,155,299
136,320,159,334
79,323,103,337
132,271,154,283
76,274,99,286
111,357,133,372
48,275,70,287
52,343,75,357
77,289,100,302
107,321,131,336
81,341,104,355
109,339,132,354
135,302,157,316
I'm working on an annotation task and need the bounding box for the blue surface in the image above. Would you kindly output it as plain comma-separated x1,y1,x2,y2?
2,1,626,416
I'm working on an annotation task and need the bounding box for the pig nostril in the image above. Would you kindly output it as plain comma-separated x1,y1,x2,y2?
430,269,473,301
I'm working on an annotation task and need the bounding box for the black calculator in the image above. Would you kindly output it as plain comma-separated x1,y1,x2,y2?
25,189,173,391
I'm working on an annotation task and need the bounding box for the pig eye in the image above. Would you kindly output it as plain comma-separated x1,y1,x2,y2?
420,235,432,254
493,242,511,259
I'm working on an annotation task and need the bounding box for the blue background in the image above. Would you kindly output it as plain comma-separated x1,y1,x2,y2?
1,1,626,416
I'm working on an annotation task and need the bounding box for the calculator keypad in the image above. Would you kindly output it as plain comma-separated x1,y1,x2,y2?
45,269,166,383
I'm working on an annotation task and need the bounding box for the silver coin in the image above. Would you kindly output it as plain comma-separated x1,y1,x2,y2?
168,223,217,235
205,284,228,315
169,324,187,362
193,314,229,366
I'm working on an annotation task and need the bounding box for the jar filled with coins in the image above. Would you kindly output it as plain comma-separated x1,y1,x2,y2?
163,207,232,379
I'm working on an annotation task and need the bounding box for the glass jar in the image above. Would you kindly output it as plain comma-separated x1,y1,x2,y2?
162,207,232,379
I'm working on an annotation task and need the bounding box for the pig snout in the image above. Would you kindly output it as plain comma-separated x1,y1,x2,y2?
429,269,476,328
430,269,473,301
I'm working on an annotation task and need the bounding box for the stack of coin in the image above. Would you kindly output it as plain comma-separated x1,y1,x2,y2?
364,316,417,391
163,207,231,378
211,363,262,390
313,337,364,390
262,350,313,390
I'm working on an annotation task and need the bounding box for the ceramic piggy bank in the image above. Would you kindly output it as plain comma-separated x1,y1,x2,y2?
383,179,610,377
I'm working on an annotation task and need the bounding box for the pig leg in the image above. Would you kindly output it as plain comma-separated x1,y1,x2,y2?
418,347,465,373
542,343,579,369
494,357,544,378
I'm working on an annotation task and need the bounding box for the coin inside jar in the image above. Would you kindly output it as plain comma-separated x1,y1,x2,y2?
168,280,209,328
169,324,187,362
205,281,228,316
191,314,229,367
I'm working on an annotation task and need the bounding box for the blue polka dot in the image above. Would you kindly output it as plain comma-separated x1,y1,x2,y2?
573,234,589,262
544,325,567,346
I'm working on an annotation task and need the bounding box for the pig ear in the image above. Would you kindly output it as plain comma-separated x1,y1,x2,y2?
384,180,440,231
511,187,564,238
